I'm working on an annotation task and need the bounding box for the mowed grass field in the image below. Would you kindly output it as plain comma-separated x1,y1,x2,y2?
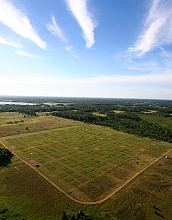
1,112,172,204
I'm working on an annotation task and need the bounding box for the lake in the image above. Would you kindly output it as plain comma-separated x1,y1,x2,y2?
0,101,35,105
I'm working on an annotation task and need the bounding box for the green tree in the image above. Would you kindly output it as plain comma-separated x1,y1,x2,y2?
62,211,68,220
0,148,13,166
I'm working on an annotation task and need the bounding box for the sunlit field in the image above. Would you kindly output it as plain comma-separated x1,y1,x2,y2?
1,113,171,202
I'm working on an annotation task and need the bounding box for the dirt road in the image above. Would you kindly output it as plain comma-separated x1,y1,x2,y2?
0,140,171,205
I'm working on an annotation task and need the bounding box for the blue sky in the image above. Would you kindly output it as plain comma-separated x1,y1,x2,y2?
0,0,172,99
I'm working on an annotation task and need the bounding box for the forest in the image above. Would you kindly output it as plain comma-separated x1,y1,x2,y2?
0,97,172,142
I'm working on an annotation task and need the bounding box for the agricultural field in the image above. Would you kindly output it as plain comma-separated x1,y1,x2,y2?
0,112,80,137
0,110,172,219
1,112,172,204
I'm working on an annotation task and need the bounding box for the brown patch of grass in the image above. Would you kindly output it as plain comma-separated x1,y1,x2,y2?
25,157,40,166
77,174,117,201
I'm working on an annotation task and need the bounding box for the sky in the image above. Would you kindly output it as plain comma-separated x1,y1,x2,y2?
0,0,172,99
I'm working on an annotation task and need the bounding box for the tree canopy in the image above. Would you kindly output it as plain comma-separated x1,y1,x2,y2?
0,148,13,166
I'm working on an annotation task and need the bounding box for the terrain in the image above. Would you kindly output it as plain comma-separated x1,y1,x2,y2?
0,97,172,219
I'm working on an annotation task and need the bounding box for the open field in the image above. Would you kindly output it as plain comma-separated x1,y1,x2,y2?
1,113,172,204
0,157,86,220
0,112,81,137
1,140,172,219
140,114,172,130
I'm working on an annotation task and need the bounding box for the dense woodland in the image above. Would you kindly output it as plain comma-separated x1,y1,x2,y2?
0,97,172,142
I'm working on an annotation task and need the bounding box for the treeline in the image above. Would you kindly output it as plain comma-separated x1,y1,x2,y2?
52,110,172,143
1,99,172,142
0,99,172,116
0,105,56,116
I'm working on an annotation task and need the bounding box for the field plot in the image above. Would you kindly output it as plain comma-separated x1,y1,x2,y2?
0,112,80,137
1,115,172,202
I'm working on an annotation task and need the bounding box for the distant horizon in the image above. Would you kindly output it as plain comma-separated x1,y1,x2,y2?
0,95,172,102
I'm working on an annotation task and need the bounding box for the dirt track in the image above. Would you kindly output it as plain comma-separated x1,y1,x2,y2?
0,140,171,205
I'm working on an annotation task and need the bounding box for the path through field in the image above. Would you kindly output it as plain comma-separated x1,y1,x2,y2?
0,140,171,205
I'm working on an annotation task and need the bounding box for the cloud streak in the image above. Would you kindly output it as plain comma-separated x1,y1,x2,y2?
15,49,41,59
66,0,96,48
0,0,46,49
46,15,67,42
47,14,77,57
128,0,172,57
0,36,21,48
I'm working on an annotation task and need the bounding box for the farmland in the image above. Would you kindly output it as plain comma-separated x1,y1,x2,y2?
0,97,172,219
1,112,171,202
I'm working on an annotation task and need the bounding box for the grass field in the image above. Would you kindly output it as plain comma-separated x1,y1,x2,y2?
0,112,172,219
140,114,172,130
1,113,172,202
0,112,80,137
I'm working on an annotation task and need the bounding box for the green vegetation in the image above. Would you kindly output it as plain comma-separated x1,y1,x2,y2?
0,97,172,219
50,99,172,143
1,97,172,142
2,123,171,202
61,210,106,220
0,148,13,166
0,199,26,220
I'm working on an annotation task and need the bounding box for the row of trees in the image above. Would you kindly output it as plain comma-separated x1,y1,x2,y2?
1,99,172,142
52,110,172,143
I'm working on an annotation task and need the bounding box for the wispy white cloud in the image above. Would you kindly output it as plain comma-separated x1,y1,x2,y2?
47,14,77,57
46,15,67,42
0,36,21,48
0,36,41,58
15,49,41,59
128,0,172,57
65,45,78,57
0,0,46,49
66,0,96,48
65,45,73,52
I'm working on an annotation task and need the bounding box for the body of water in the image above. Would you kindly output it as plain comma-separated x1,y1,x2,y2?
0,101,35,105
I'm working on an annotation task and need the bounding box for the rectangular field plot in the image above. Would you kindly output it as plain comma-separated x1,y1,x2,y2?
2,124,171,201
